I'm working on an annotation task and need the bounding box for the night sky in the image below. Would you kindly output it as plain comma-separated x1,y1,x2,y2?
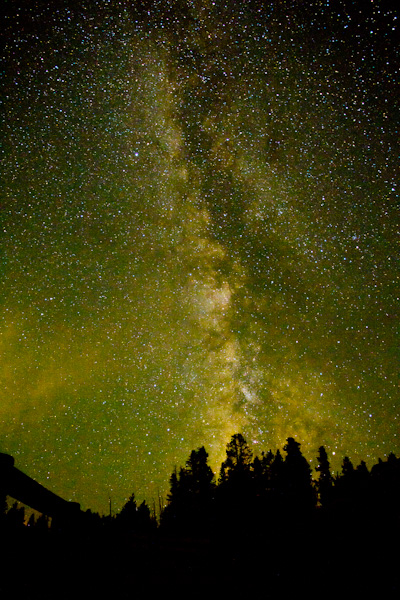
2,0,398,514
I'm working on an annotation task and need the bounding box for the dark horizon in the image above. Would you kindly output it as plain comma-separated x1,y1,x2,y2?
1,433,399,597
2,433,399,523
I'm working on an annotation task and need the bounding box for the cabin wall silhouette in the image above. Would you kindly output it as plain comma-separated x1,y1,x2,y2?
0,452,81,526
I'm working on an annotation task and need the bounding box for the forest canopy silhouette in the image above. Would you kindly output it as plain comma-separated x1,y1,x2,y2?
1,433,399,536
1,433,400,596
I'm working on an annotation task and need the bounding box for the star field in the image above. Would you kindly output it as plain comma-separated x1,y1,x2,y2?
1,1,398,513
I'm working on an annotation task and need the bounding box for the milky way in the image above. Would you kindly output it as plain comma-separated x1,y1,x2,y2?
2,1,398,513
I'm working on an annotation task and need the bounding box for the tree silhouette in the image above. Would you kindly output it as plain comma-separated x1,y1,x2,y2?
269,448,285,494
36,513,50,530
27,513,36,528
116,493,153,535
341,456,355,477
116,493,138,532
252,454,264,494
162,446,215,535
370,453,400,516
217,434,255,535
6,501,25,529
283,437,315,514
315,446,333,507
219,433,253,484
185,447,215,496
335,456,356,504
354,460,371,507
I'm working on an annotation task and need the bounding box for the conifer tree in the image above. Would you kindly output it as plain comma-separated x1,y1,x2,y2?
162,447,215,535
116,493,138,532
219,433,253,483
283,437,315,512
315,446,333,506
217,434,255,534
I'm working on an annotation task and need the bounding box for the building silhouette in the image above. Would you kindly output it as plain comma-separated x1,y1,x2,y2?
0,452,81,527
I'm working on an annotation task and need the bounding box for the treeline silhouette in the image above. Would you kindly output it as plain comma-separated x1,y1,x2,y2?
1,434,399,597
159,435,400,538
